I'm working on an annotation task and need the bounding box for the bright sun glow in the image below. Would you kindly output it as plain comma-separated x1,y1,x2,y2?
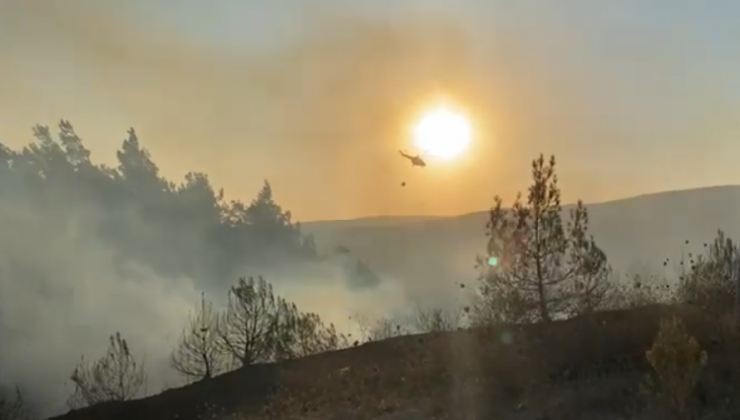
412,104,473,161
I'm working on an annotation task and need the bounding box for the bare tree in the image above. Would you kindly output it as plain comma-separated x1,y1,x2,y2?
67,332,148,409
0,386,35,420
476,154,611,323
171,293,226,381
411,305,460,333
218,276,282,366
273,301,347,360
219,276,347,365
351,314,405,342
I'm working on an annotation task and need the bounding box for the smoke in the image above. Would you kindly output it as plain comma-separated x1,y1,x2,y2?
263,260,411,336
0,197,191,413
0,171,417,417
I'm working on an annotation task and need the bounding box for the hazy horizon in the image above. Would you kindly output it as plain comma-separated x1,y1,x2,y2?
305,184,740,223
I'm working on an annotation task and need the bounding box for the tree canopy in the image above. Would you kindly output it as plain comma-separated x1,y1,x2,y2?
0,121,320,286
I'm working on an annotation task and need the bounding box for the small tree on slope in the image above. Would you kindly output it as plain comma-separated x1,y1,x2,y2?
218,277,277,366
476,154,611,323
646,315,707,419
67,332,147,409
171,293,227,381
218,276,345,365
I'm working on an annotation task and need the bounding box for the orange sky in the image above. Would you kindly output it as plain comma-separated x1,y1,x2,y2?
2,1,739,221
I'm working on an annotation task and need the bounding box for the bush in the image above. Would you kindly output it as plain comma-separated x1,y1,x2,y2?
677,232,739,315
604,273,674,310
645,315,707,419
410,305,460,333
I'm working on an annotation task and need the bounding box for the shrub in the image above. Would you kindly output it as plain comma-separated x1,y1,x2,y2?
410,305,460,333
676,232,739,314
645,315,707,419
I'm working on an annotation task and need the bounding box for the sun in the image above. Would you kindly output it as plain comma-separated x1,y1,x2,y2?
412,103,473,161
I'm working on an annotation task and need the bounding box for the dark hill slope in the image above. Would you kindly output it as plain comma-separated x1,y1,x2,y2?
46,305,740,420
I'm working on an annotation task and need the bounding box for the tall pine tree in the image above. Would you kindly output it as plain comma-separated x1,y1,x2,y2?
477,154,610,323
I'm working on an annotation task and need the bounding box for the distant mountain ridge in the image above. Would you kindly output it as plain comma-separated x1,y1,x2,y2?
303,215,444,230
302,185,740,302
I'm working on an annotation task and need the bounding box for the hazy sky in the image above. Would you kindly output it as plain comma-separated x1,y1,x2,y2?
2,0,740,221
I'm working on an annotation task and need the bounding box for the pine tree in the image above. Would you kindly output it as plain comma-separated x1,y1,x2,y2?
477,154,610,323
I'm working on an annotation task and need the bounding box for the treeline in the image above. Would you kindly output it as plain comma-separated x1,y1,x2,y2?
0,121,382,287
0,121,318,287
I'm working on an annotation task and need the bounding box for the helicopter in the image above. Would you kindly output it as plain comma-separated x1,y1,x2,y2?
398,150,427,168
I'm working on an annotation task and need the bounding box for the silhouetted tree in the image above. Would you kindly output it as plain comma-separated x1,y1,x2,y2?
218,276,283,366
273,304,347,360
411,305,460,333
218,276,345,365
116,128,167,197
476,154,611,323
68,332,148,409
170,173,225,281
171,293,227,381
240,181,316,264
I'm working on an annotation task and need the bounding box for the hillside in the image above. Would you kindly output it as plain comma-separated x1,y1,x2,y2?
32,185,740,420
303,185,740,302
45,304,740,420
